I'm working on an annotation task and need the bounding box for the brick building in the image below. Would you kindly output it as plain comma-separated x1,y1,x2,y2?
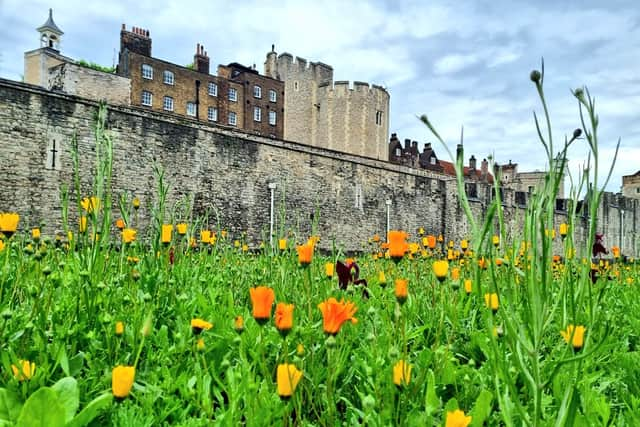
622,170,640,199
116,25,284,138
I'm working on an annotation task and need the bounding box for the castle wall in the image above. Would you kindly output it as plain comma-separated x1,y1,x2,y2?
622,173,640,199
0,79,638,255
47,63,131,105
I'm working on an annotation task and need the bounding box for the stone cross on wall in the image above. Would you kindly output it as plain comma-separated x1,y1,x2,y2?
45,134,63,170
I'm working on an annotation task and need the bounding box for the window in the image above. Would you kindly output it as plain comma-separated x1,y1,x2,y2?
141,91,152,106
253,85,262,98
430,156,436,165
163,70,174,85
142,64,153,80
355,184,363,209
268,111,276,126
186,102,196,117
228,87,237,102
228,111,237,126
208,82,218,96
207,107,218,122
163,96,174,111
253,107,261,122
375,110,383,125
293,81,299,91
269,89,277,102
395,148,401,157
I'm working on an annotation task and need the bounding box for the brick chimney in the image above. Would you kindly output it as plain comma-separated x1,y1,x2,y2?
469,155,476,170
481,158,489,178
120,24,152,57
194,43,210,74
404,138,411,151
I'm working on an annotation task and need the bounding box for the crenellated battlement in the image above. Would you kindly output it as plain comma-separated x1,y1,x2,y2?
271,52,333,82
317,80,389,98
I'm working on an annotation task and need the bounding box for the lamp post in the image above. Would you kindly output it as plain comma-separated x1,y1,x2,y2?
385,199,392,239
268,183,276,249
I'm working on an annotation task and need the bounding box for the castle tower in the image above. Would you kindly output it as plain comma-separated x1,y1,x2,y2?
264,49,389,160
24,9,73,87
37,9,63,51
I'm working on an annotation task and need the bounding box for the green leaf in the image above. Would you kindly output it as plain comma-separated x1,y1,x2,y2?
58,347,69,377
470,390,492,427
0,388,22,422
66,393,112,427
51,377,79,422
444,397,460,414
68,353,84,377
424,370,439,416
16,388,65,427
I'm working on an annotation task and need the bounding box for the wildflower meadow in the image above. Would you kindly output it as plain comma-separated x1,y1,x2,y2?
0,68,638,426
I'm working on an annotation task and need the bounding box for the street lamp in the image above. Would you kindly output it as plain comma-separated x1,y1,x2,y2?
268,183,277,248
385,199,392,239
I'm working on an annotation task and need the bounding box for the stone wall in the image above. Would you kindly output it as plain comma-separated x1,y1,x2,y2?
1,78,639,255
48,62,131,105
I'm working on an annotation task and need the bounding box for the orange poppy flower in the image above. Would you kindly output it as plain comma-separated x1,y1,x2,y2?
318,298,358,335
387,230,408,261
275,303,294,336
250,286,275,324
425,235,436,249
296,243,314,266
395,278,408,304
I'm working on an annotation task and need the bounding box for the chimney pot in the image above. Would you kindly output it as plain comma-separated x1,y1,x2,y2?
404,139,411,150
122,23,125,30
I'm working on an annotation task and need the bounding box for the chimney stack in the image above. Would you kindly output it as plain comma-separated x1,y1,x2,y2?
120,24,152,57
469,155,476,170
194,43,210,74
481,158,489,178
404,138,411,150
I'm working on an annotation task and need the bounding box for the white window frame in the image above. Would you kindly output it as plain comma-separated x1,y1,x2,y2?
430,156,436,165
207,107,218,122
142,64,153,80
268,110,276,126
228,87,237,102
228,111,237,126
163,70,174,85
208,82,218,96
163,96,174,111
253,107,261,122
186,102,196,117
141,90,152,106
269,89,277,102
395,147,401,157
253,85,262,98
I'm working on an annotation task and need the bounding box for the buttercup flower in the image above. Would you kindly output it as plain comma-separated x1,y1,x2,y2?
277,363,303,399
393,360,412,387
250,286,275,324
318,298,358,335
433,260,449,282
80,196,100,213
560,324,585,351
446,409,472,427
122,228,137,244
115,321,124,336
275,303,294,336
484,293,499,313
11,360,35,381
112,365,135,398
0,213,20,237
191,318,213,335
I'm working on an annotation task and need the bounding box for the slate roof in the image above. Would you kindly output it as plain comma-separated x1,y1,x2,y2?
37,9,63,35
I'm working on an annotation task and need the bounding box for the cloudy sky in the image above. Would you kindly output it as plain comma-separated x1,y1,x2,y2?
1,0,638,192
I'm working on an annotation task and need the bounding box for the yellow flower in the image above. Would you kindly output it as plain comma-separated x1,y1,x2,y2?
277,363,303,398
197,338,205,351
446,409,472,427
451,267,460,281
559,223,568,238
278,239,287,250
80,196,100,213
418,227,425,235
234,315,245,334
460,239,468,250
31,228,41,241
191,318,213,334
492,235,500,247
484,293,499,313
132,197,140,209
296,343,305,356
200,230,211,244
0,213,20,237
392,360,412,387
112,366,135,398
378,271,387,286
560,324,585,350
0,240,4,252
79,216,87,233
122,228,137,244
325,262,334,278
161,224,173,244
115,321,124,336
242,244,249,252
234,240,241,248
11,360,35,381
464,279,472,294
176,223,188,235
433,260,449,282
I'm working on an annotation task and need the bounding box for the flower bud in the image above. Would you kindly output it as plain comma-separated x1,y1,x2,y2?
530,70,541,83
572,128,582,139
